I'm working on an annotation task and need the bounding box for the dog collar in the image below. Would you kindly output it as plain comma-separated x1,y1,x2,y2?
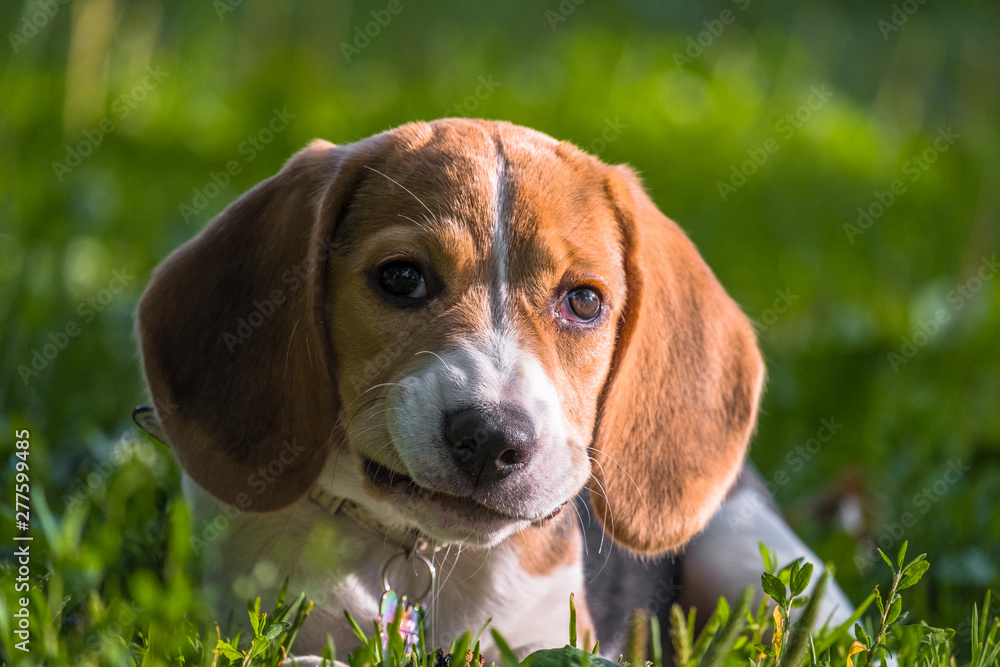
307,482,432,555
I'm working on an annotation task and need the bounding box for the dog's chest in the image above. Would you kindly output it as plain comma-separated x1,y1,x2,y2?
187,478,583,657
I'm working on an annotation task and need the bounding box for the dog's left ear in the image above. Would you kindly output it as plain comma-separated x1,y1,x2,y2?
589,165,765,554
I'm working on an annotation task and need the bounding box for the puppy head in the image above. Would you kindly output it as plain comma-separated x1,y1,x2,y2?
137,119,762,550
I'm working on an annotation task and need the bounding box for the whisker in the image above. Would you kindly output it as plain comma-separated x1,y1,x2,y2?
413,349,456,374
586,465,615,555
283,319,300,380
364,166,437,222
569,500,588,556
398,213,426,230
589,446,647,512
343,396,387,433
334,381,404,430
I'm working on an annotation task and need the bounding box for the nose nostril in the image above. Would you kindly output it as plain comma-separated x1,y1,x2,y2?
454,443,474,463
498,448,523,466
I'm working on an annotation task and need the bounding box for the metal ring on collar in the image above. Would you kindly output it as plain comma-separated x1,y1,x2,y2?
382,551,436,603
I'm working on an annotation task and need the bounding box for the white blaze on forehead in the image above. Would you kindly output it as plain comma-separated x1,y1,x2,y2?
488,148,510,334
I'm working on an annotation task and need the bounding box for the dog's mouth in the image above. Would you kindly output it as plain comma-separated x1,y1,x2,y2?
362,456,567,527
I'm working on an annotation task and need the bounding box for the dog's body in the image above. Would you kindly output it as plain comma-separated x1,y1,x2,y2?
137,119,849,661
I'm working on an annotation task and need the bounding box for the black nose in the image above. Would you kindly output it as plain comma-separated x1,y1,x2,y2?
444,406,535,488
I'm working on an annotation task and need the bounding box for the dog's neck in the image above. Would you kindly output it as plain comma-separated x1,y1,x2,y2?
308,481,429,554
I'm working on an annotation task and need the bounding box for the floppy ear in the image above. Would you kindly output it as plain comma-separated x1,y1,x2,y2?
589,166,766,553
137,140,362,511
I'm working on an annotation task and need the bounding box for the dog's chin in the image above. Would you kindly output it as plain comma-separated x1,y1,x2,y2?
361,456,568,545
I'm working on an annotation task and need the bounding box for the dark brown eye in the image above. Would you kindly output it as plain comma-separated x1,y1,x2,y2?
378,262,426,298
560,287,602,322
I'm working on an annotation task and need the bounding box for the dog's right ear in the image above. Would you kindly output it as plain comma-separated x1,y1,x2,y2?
137,139,366,511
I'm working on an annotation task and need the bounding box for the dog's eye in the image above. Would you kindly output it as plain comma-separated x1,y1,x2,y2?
560,287,602,322
378,262,427,298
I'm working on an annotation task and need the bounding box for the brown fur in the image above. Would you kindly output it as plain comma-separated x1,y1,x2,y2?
515,510,578,576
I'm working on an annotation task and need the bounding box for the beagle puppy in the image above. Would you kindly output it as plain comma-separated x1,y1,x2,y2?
135,119,849,662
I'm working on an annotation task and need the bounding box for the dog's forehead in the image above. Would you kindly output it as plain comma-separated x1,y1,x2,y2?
349,120,623,272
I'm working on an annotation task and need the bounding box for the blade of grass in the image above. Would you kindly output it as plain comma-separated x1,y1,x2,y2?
491,629,521,667
699,586,753,667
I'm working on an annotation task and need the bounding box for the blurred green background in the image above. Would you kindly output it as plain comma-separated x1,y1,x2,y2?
1,0,998,660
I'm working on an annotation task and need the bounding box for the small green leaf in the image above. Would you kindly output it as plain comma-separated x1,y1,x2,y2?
213,641,243,660
265,621,292,642
898,559,930,590
854,623,871,647
877,548,895,573
521,645,619,667
792,562,814,597
896,542,908,571
248,635,270,659
886,597,902,625
759,542,777,574
761,572,787,607
248,598,262,635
